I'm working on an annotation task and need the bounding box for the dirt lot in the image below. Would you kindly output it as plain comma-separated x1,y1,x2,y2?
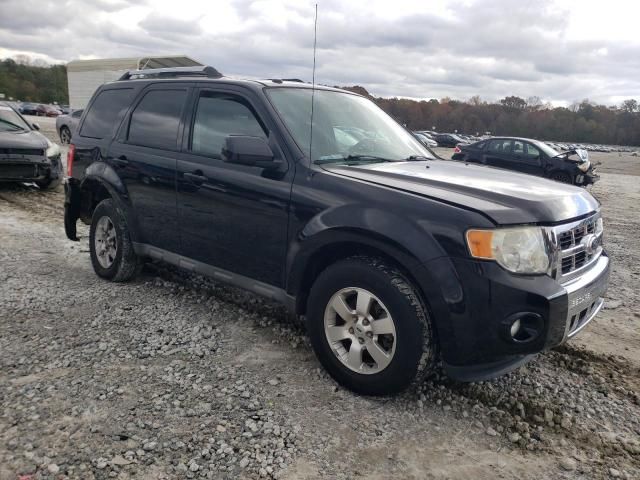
1,118,639,479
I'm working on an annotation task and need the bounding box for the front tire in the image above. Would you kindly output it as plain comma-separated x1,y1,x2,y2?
89,199,141,282
307,256,436,395
549,171,572,184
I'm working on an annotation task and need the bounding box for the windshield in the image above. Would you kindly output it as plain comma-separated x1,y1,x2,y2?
0,105,31,132
266,88,435,164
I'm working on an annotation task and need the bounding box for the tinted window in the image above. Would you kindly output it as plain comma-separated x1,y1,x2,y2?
191,93,266,158
128,89,186,150
488,139,512,153
80,89,133,139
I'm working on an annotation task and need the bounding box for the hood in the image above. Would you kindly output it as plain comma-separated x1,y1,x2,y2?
324,160,599,224
0,129,48,150
554,148,589,163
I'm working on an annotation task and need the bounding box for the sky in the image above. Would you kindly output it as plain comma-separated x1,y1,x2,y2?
1,0,639,106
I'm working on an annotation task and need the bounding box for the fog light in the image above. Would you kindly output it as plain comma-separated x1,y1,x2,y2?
501,312,543,344
510,318,522,338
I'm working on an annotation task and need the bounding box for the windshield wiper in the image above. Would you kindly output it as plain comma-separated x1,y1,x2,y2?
403,155,433,161
314,154,398,165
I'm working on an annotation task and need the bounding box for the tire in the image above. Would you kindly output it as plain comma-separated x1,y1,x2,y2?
306,256,436,395
59,126,71,144
549,171,572,184
36,176,62,190
89,199,141,282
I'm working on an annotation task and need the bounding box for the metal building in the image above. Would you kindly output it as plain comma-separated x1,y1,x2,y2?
66,55,202,109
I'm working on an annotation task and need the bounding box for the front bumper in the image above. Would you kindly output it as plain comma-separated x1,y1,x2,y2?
575,170,599,186
421,252,609,381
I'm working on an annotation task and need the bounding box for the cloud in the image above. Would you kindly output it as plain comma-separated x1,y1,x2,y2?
0,0,639,105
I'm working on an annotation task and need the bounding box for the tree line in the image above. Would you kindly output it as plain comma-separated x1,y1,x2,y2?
0,57,68,104
341,86,640,147
0,55,638,146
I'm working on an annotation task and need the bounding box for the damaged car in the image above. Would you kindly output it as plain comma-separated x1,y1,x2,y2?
0,101,63,190
452,137,598,186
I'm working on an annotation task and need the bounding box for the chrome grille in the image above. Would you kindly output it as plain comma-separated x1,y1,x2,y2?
546,212,603,282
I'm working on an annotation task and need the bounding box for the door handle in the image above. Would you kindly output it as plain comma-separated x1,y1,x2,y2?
184,172,207,184
113,155,129,167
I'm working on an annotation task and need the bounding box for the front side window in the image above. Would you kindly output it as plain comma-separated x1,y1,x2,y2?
513,141,525,155
71,109,83,119
0,104,31,131
266,88,434,164
190,92,266,158
80,88,134,139
128,89,187,150
525,143,541,158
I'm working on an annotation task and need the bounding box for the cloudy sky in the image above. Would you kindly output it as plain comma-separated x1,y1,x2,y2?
1,0,638,105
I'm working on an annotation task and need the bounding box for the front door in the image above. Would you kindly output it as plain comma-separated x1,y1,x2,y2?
176,87,291,287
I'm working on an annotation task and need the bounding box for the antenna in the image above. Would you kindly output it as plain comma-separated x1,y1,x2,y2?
309,3,318,161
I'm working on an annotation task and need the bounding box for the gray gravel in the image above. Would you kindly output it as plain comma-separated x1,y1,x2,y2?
1,122,639,479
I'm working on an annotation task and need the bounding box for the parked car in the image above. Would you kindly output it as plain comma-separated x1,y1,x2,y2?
434,133,467,147
20,102,40,116
35,104,61,117
0,101,63,189
412,132,438,148
56,109,83,144
452,137,599,186
64,66,609,395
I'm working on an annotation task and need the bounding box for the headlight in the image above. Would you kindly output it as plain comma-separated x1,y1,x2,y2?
45,139,61,160
466,226,550,274
577,160,590,172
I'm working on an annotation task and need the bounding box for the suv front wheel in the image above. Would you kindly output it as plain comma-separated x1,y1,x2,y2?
89,199,141,282
307,256,436,395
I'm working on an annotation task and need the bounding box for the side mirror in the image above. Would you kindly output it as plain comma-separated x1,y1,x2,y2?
32,122,40,130
222,135,279,169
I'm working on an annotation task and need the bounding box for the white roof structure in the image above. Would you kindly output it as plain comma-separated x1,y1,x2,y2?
66,55,202,108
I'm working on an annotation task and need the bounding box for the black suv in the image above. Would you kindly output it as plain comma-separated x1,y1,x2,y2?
452,137,599,186
64,66,610,395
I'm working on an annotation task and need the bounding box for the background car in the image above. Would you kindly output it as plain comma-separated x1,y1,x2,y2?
56,109,83,144
20,102,40,115
451,136,598,186
35,104,61,117
434,132,467,147
412,131,438,147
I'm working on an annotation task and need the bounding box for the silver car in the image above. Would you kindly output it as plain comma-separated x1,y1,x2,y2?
56,109,83,144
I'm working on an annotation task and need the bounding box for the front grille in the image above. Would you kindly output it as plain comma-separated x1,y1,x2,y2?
0,148,45,156
550,213,602,280
0,164,38,179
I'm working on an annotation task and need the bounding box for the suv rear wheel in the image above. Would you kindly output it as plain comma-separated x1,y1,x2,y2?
89,199,141,282
307,256,435,395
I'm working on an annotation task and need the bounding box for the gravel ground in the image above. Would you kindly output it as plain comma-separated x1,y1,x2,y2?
0,119,639,479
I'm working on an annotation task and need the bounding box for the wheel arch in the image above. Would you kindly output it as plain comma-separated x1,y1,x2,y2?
288,228,431,317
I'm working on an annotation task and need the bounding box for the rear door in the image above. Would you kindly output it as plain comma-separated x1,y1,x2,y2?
483,139,513,168
176,86,291,287
107,83,191,253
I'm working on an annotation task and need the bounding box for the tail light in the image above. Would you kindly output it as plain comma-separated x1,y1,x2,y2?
67,144,75,177
453,146,462,154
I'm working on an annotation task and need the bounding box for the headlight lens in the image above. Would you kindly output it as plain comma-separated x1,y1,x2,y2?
577,160,590,172
45,139,61,160
466,226,550,274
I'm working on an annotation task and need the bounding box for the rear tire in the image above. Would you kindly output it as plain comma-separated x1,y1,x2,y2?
59,126,71,144
89,199,141,282
549,171,572,184
307,256,436,395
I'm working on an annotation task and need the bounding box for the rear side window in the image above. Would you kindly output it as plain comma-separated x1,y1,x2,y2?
71,109,83,118
128,89,187,150
488,139,512,153
80,89,133,139
190,92,266,158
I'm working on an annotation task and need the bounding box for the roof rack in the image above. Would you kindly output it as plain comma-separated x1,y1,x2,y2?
118,65,223,81
267,78,305,84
